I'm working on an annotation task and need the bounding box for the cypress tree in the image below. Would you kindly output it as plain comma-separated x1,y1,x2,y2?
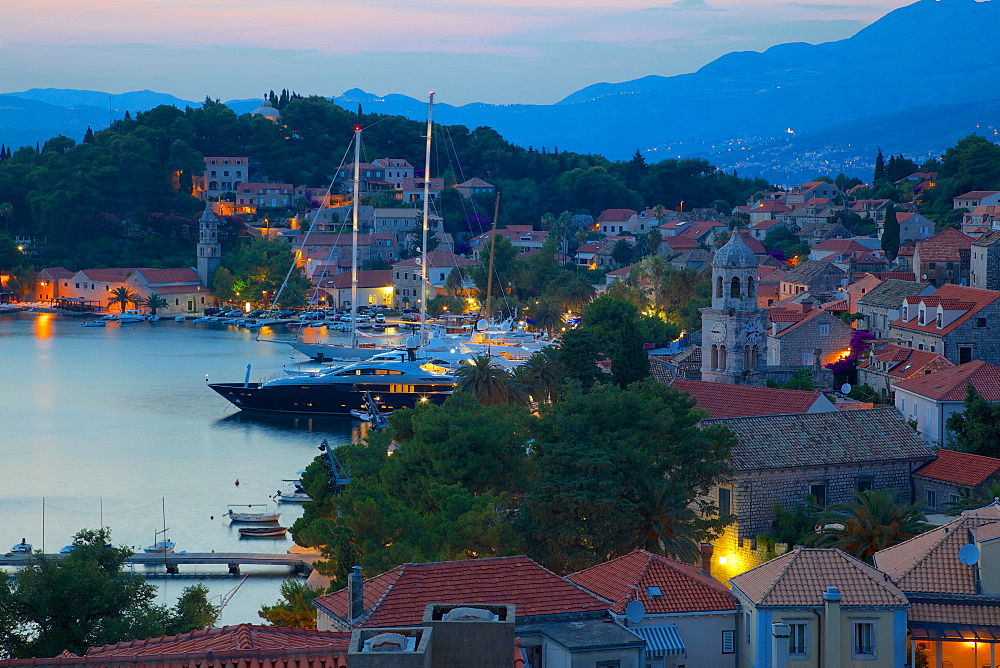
874,148,886,183
83,126,95,144
882,203,900,263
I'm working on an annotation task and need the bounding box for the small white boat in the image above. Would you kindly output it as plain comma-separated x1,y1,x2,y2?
144,314,160,322
227,505,281,523
143,527,174,553
275,480,310,503
10,539,31,554
143,540,175,553
83,320,106,327
174,316,187,322
60,545,76,554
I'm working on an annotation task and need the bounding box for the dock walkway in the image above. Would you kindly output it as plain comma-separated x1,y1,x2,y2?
0,552,318,575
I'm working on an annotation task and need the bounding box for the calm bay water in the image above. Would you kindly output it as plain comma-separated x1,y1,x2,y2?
0,312,363,625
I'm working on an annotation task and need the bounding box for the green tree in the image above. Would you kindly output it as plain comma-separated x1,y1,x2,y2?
167,585,218,635
558,328,602,390
258,579,321,628
881,203,900,262
611,238,634,267
945,385,1000,456
526,297,564,336
581,296,649,386
0,233,21,269
107,287,139,313
518,380,734,572
557,275,597,313
874,148,887,183
808,490,929,562
0,528,212,659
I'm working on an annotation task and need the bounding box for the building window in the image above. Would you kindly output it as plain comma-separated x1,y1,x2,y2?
809,483,827,508
789,623,807,656
595,662,620,668
857,478,874,493
977,317,987,328
959,346,973,365
523,645,541,668
853,622,875,657
719,487,732,517
819,324,829,336
926,489,937,508
722,630,735,654
745,611,752,645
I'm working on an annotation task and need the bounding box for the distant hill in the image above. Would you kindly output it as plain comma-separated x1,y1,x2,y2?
2,0,998,170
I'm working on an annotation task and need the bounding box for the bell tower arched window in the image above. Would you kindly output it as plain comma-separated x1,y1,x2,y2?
716,276,724,298
747,276,756,298
731,276,742,298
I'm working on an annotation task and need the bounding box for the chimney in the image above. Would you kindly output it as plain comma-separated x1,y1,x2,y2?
800,297,813,313
771,623,790,668
348,565,364,625
823,586,842,667
698,543,714,576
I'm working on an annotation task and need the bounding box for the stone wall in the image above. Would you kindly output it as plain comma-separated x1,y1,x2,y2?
912,477,967,513
890,308,1000,365
768,311,853,368
742,365,834,389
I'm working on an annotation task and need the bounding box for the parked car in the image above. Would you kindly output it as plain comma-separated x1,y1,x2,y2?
401,313,419,322
374,313,386,323
356,314,370,323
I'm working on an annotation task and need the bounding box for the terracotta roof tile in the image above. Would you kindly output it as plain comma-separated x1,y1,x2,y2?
730,548,908,607
891,284,1000,336
955,191,999,200
85,624,351,657
392,250,476,269
567,550,737,614
668,380,828,419
321,270,392,290
313,556,611,628
874,503,1000,594
702,408,933,472
855,279,932,309
597,208,638,222
914,450,1000,487
909,600,1000,626
914,227,974,262
894,361,1000,401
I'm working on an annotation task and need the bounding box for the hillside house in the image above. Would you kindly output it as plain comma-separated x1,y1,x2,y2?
766,299,854,368
894,360,1000,445
912,227,973,286
953,190,1000,210
887,284,1000,365
912,450,1000,513
855,278,934,338
856,344,954,400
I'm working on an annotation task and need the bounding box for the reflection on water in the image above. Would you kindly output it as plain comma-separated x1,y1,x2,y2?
0,313,358,625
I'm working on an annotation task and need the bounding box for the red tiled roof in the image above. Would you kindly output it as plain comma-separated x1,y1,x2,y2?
894,360,1000,401
858,345,954,380
87,625,352,657
663,236,698,250
597,208,638,222
891,284,1000,336
821,298,848,312
914,449,1000,487
668,379,828,419
567,550,736,614
811,239,870,253
915,227,973,262
955,191,999,200
132,268,201,284
78,268,138,282
731,548,908,607
313,556,611,628
735,230,767,254
753,201,792,214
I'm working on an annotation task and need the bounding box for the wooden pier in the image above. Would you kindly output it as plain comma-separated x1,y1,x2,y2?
0,552,318,575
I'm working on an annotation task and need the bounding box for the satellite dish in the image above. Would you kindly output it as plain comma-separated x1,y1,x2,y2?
625,600,646,625
841,383,852,394
476,319,489,331
959,543,981,566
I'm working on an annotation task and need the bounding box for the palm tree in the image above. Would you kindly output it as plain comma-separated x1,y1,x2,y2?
611,239,634,267
634,477,704,564
808,489,929,562
107,287,139,314
527,298,564,337
521,348,563,404
558,276,596,313
455,356,516,406
945,480,1000,514
141,295,169,315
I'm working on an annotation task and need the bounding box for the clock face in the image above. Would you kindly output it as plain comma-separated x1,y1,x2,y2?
711,321,728,342
744,321,763,344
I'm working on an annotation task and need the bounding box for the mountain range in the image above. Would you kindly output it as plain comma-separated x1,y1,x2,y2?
2,0,999,182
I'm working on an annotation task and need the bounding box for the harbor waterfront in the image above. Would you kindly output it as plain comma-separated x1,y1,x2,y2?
0,311,364,625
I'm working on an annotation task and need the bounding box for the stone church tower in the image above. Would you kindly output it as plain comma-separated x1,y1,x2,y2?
197,204,222,287
700,232,768,384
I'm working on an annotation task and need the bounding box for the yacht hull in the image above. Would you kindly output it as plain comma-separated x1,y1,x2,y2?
208,382,451,415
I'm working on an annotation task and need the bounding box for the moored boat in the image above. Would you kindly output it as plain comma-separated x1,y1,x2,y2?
83,320,106,327
238,526,287,537
227,505,281,523
9,539,31,554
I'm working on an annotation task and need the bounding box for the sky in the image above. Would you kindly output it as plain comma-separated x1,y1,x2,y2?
1,0,915,107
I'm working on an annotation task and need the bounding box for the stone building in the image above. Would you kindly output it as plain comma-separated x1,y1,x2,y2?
196,204,222,287
855,278,934,339
777,260,845,302
971,229,1000,290
702,408,933,583
887,284,1000,365
765,299,853,368
391,250,476,309
912,227,973,286
699,232,768,384
912,449,1000,513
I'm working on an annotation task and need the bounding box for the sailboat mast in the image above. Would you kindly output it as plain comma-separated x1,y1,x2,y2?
484,192,499,324
351,124,362,348
419,92,434,342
